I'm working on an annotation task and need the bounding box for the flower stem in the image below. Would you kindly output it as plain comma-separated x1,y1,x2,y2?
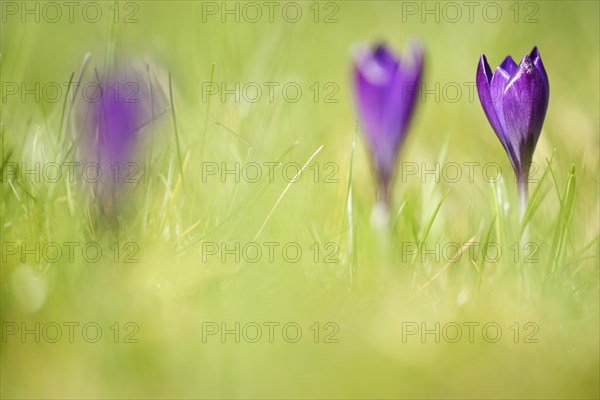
371,180,392,228
518,178,528,221
518,175,529,241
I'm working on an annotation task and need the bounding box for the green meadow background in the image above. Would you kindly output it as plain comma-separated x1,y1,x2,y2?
1,1,599,398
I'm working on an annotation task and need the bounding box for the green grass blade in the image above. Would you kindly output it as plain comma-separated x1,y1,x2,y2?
520,151,556,236
550,164,577,277
168,71,185,189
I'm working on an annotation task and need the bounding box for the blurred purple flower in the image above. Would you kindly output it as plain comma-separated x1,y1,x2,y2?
353,42,424,207
476,46,549,208
89,72,147,173
79,64,168,218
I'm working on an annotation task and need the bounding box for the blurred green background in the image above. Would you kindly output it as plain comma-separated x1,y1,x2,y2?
1,1,599,398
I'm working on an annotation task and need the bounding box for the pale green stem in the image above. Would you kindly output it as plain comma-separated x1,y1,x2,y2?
518,177,528,222
518,173,530,248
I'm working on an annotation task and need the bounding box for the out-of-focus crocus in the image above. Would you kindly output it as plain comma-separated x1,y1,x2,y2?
89,69,148,176
79,63,168,218
476,46,549,215
353,42,424,214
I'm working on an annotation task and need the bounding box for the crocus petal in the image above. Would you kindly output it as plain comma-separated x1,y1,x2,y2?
354,45,398,86
501,54,548,170
530,46,549,105
493,74,525,170
477,55,500,132
377,44,423,176
97,81,140,167
500,56,519,77
489,66,521,164
477,55,520,172
80,64,168,183
354,50,396,169
477,54,494,84
373,44,400,74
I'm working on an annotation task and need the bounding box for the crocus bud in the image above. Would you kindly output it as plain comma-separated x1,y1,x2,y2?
353,42,424,209
476,46,549,211
79,62,168,218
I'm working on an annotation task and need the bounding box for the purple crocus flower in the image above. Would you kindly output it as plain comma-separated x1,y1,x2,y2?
90,71,147,174
476,47,549,212
354,42,424,209
79,64,167,218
